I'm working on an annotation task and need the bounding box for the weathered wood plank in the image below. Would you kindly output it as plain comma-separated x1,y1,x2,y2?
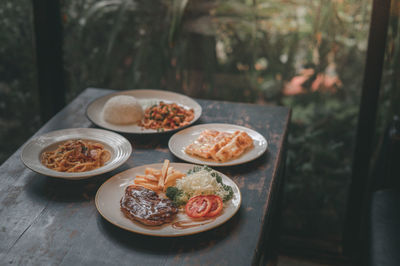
0,88,290,265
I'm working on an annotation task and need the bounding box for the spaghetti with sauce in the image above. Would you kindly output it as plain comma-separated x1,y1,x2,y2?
41,139,111,172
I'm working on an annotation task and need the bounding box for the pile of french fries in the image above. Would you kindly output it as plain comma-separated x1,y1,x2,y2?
134,159,185,193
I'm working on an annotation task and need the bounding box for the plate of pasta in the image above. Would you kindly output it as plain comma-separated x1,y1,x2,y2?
20,128,132,180
86,89,202,134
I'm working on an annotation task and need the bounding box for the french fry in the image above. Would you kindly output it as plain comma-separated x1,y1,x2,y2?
167,167,174,175
164,172,184,185
143,174,158,182
134,178,156,185
133,159,187,192
158,159,170,189
150,171,162,179
139,183,160,191
145,167,161,177
134,177,149,183
163,172,185,191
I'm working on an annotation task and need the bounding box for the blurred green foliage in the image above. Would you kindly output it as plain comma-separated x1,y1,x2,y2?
0,1,40,163
1,0,399,245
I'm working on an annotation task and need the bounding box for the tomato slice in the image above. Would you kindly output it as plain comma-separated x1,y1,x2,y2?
185,196,212,218
204,195,223,217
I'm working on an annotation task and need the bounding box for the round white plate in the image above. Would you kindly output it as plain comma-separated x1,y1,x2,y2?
168,123,268,166
86,89,202,134
20,128,132,180
95,163,241,237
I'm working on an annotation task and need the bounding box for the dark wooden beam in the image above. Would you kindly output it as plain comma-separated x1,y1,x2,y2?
32,0,65,122
343,0,391,261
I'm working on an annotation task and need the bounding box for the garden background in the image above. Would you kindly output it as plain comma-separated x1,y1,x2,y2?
1,0,399,255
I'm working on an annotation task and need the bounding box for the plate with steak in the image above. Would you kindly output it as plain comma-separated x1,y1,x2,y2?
95,163,241,236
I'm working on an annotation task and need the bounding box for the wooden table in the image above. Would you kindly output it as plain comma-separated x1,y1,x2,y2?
0,88,290,265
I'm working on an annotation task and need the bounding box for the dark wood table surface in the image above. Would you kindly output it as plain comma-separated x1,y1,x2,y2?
0,88,290,266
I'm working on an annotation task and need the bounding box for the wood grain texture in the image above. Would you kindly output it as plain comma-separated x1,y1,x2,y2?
0,88,290,266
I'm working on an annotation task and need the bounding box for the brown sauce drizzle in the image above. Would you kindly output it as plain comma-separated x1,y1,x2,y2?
172,218,215,229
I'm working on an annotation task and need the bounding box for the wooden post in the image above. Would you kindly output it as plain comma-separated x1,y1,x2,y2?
343,0,391,261
32,0,65,122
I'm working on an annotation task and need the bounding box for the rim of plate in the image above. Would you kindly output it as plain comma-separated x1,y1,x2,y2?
95,163,241,237
86,89,202,134
20,128,132,180
168,123,268,166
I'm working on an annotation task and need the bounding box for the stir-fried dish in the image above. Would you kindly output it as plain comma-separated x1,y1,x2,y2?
139,101,194,131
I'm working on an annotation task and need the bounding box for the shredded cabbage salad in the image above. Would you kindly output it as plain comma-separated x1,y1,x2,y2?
176,169,230,199
166,166,233,206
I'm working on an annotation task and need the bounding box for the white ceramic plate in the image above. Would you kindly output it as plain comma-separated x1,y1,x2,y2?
168,123,268,166
86,89,202,134
20,128,132,180
95,163,241,237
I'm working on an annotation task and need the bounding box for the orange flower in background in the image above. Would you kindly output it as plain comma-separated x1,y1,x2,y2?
311,74,342,93
283,68,314,95
283,68,342,95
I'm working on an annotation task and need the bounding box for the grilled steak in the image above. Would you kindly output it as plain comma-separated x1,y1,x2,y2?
120,185,178,226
